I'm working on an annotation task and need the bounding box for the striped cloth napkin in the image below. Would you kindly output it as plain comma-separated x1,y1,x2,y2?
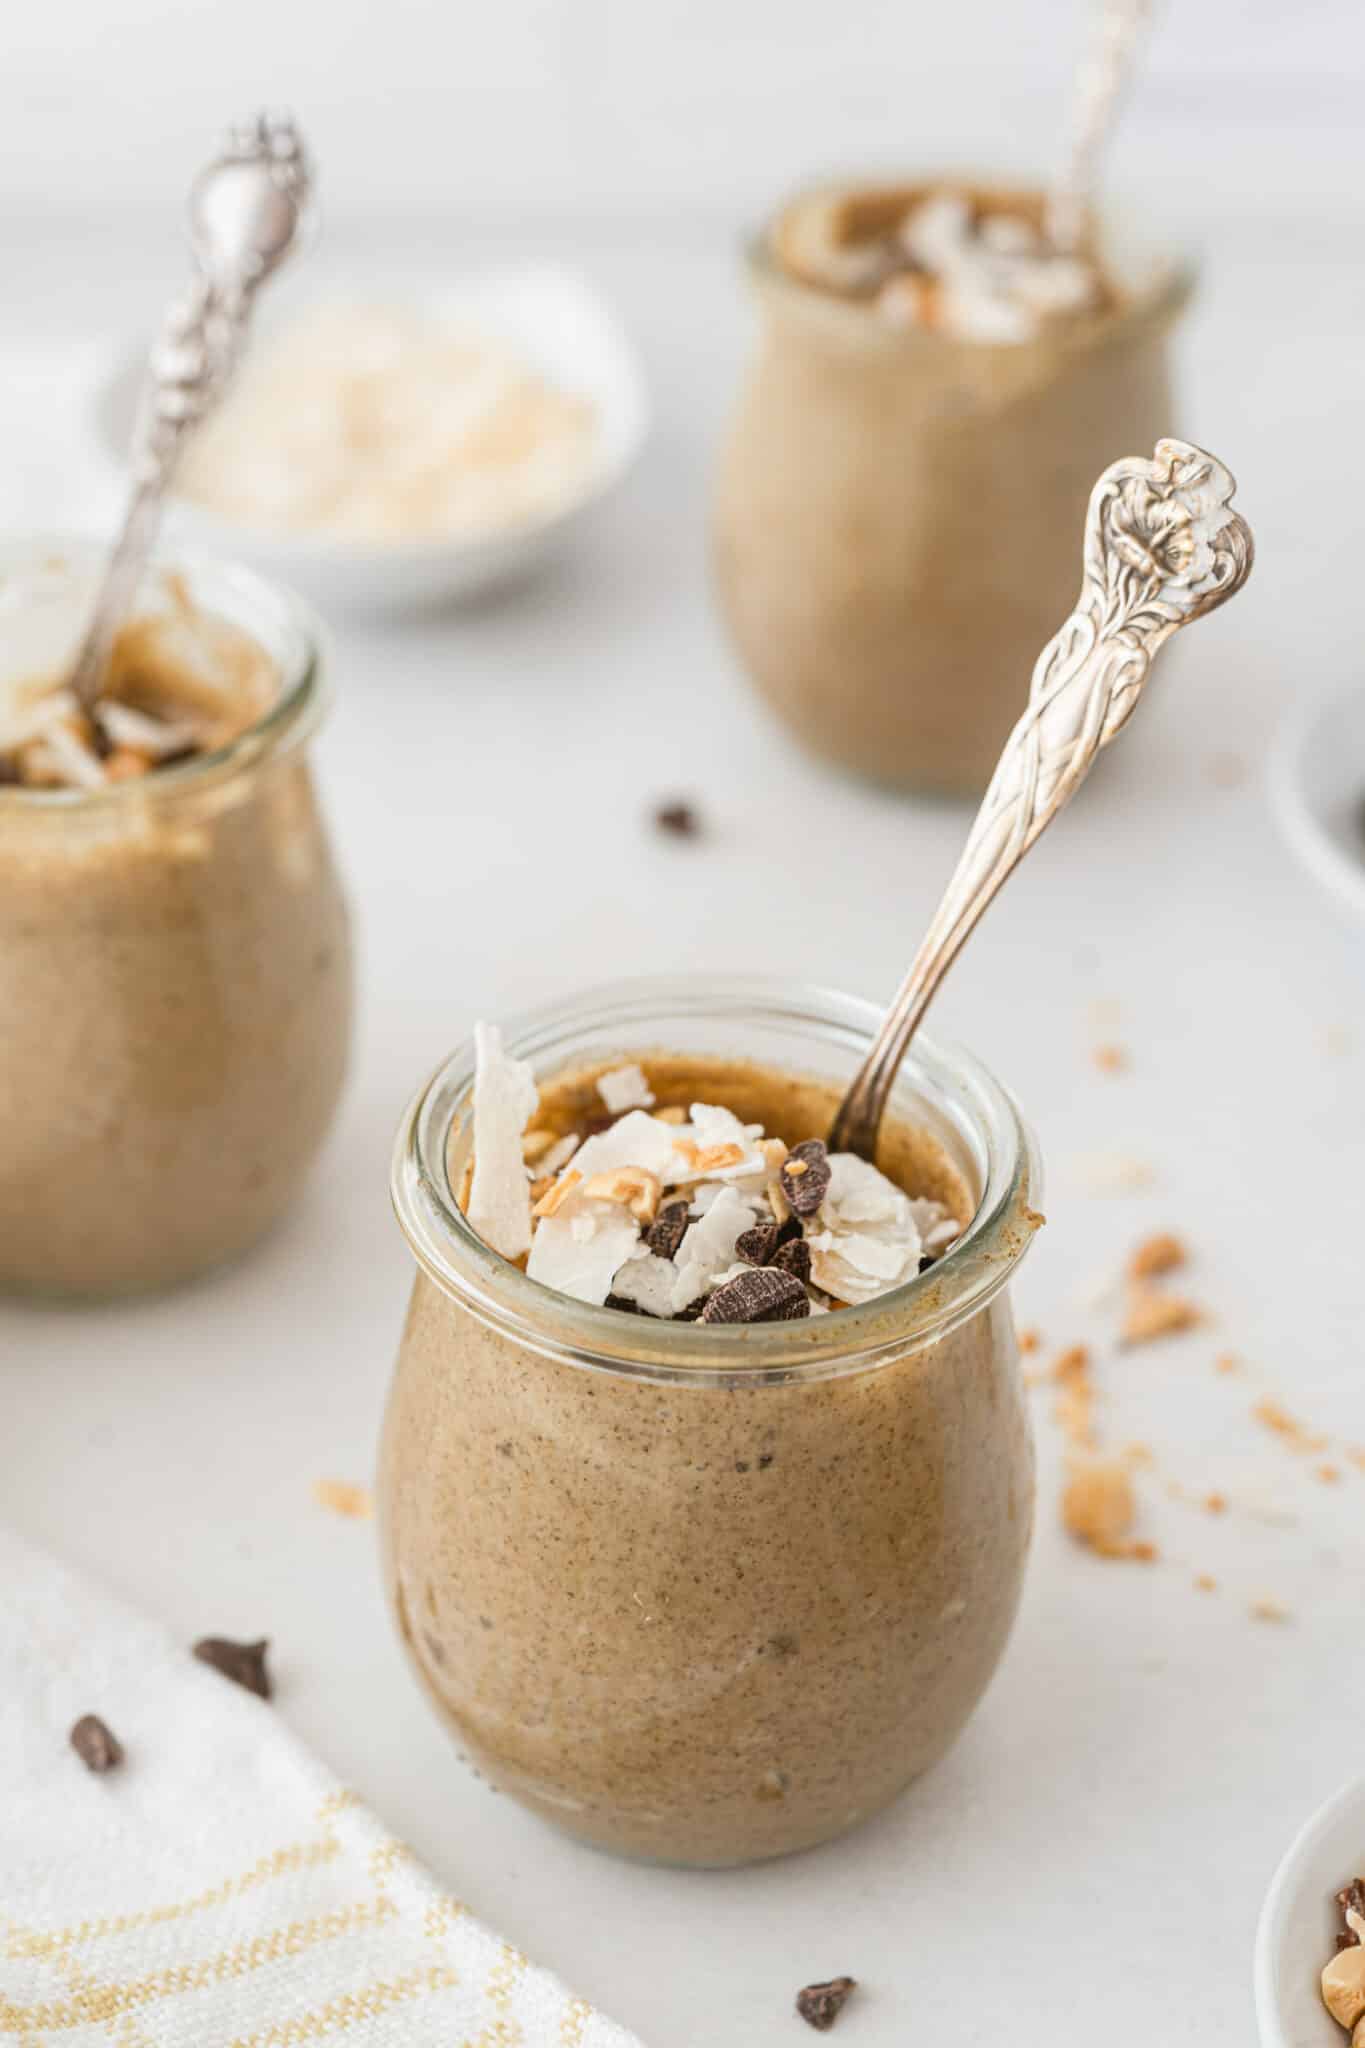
0,1524,641,2047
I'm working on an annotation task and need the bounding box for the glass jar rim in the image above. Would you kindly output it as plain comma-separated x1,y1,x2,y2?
0,535,327,813
745,172,1197,344
391,974,1042,1387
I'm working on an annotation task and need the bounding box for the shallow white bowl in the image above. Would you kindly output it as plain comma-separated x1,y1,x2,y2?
1270,680,1365,926
1255,1775,1365,2048
91,265,650,613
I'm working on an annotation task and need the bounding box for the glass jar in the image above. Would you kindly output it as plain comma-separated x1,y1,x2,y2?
713,179,1195,795
382,977,1041,1867
0,541,353,1297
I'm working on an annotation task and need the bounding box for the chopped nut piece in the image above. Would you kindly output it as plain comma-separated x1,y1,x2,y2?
1203,1492,1227,1515
70,1714,124,1773
795,1978,857,2032
581,1166,661,1224
1061,1458,1136,1554
1337,1880,1365,1945
531,1169,582,1219
312,1478,373,1520
1321,1945,1365,2029
1119,1288,1202,1347
1128,1232,1187,1280
1018,1327,1041,1354
1214,1352,1239,1375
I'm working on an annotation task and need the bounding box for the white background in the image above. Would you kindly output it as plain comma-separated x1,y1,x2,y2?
3,5,1365,2047
3,0,1363,225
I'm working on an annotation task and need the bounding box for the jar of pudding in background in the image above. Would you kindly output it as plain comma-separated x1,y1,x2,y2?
0,542,353,1298
713,179,1195,795
382,976,1041,1868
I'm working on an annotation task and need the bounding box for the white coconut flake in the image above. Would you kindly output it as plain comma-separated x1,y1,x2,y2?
805,1151,924,1305
467,1022,538,1260
528,1204,640,1305
671,1186,755,1310
570,1110,682,1185
596,1063,655,1114
537,1133,580,1178
609,1251,680,1319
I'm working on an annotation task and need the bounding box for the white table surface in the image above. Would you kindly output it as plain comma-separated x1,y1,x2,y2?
3,213,1364,2048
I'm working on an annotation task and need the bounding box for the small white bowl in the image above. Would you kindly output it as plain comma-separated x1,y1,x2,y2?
1270,680,1365,926
1255,1774,1365,2048
90,265,650,613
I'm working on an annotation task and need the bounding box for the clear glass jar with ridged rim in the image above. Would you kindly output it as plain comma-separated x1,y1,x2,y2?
0,538,352,1298
383,976,1042,1866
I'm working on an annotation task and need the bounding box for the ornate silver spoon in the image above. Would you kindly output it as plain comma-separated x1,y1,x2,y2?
69,112,312,713
828,438,1255,1161
1046,0,1153,254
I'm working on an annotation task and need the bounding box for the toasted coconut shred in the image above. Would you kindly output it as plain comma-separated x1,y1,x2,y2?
461,1044,963,1322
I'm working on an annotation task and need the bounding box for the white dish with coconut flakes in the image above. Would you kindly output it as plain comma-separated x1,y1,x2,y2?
91,267,650,612
464,1026,961,1321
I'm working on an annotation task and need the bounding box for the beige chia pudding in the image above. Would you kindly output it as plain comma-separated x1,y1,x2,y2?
381,981,1040,1866
714,177,1193,794
0,544,352,1297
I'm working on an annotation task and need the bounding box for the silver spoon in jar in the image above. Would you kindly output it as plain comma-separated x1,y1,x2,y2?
68,112,312,714
828,437,1254,1162
1046,0,1153,254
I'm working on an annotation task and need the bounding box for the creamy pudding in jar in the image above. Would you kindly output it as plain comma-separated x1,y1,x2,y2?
0,544,352,1297
714,177,1193,795
381,981,1040,1866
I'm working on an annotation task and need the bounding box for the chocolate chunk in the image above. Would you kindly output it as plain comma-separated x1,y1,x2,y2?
70,1714,124,1773
796,1978,857,2031
193,1636,272,1700
771,1236,812,1284
735,1219,779,1266
652,799,700,839
780,1140,831,1218
700,1267,810,1324
673,1297,706,1321
647,1199,690,1261
1337,1878,1365,1947
604,1292,643,1315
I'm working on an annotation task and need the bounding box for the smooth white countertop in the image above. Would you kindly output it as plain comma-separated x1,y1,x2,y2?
3,216,1364,2047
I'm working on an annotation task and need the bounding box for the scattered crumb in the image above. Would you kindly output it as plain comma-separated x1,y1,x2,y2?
1018,1327,1041,1354
1252,1398,1329,1455
1206,751,1247,788
1348,1448,1365,1474
1069,1154,1156,1195
652,799,701,839
795,1978,858,2032
1195,1574,1218,1593
1123,1442,1155,1468
1092,1043,1130,1074
1128,1232,1187,1280
1316,1464,1342,1485
1120,1288,1202,1348
1062,1457,1138,1555
1321,1026,1354,1058
1250,1598,1291,1625
1203,1492,1227,1515
1051,1344,1090,1382
1214,1352,1240,1375
312,1479,374,1520
1050,1345,1098,1451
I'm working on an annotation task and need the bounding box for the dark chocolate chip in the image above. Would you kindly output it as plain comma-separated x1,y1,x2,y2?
700,1267,810,1324
1337,1878,1365,1947
70,1714,124,1773
780,1140,831,1218
193,1636,272,1700
673,1297,706,1322
771,1237,812,1284
735,1219,778,1266
604,1292,643,1315
647,1200,690,1261
652,799,700,839
796,1978,857,2031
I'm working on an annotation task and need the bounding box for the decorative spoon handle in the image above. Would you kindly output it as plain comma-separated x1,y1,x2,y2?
1046,0,1153,253
828,439,1254,1160
69,113,311,713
